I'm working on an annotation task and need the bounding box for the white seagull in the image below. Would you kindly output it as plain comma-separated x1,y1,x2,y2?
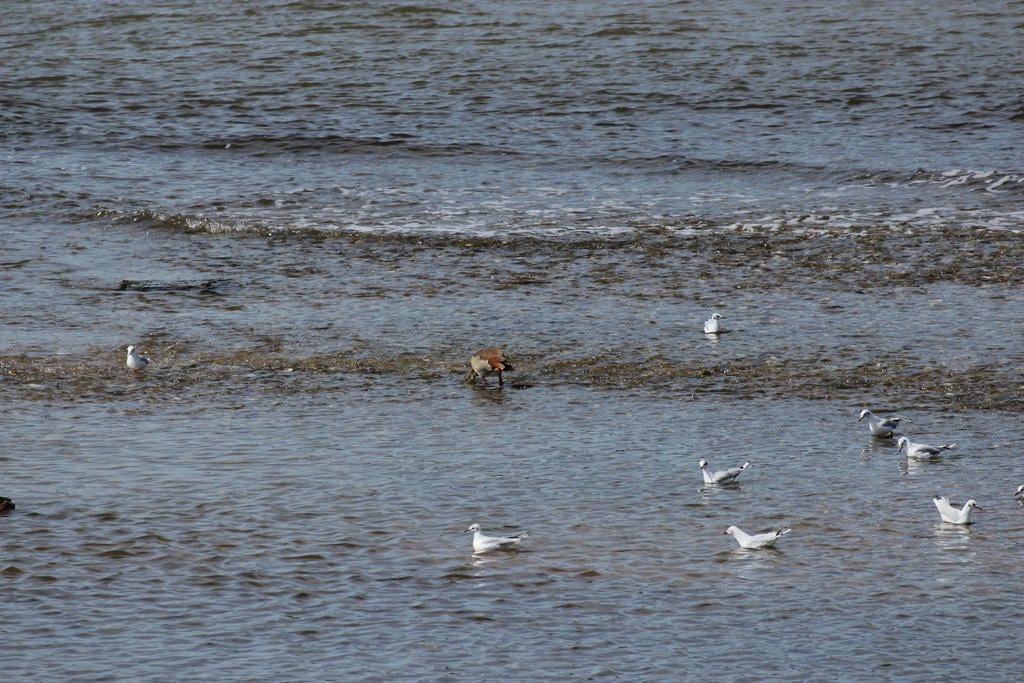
933,496,980,525
699,459,751,485
724,525,791,550
464,523,528,554
898,436,956,460
703,313,724,334
126,345,150,371
857,409,901,437
1015,485,1024,499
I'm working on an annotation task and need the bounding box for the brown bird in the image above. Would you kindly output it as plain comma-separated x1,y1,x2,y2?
465,347,513,387
0,497,15,512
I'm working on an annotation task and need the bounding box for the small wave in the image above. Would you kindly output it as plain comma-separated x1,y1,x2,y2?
380,4,461,17
935,169,1024,193
95,208,276,236
117,278,230,294
89,202,1023,245
851,167,1024,195
592,152,821,178
202,133,515,160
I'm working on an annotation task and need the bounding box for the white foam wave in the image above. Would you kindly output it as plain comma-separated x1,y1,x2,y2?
937,169,1023,192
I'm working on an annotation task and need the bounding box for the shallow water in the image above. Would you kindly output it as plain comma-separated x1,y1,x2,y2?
3,1,1024,681
5,391,1024,681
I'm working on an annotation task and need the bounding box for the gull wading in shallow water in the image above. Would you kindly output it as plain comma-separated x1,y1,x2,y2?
465,347,513,387
724,525,791,550
857,409,901,437
126,344,150,371
699,459,751,485
464,523,528,554
898,436,957,460
703,313,724,334
933,496,980,525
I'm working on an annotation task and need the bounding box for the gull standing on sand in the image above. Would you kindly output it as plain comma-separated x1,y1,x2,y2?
933,496,980,525
703,313,724,334
898,436,957,460
724,525,791,549
699,459,751,485
464,523,528,554
465,347,513,387
126,344,150,371
857,409,901,437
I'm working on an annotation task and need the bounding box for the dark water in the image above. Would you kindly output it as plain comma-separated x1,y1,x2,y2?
2,2,1023,681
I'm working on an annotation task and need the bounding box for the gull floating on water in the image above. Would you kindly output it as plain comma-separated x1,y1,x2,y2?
857,409,901,437
898,436,957,460
703,313,724,334
464,523,528,554
1015,485,1024,499
933,496,980,525
699,459,751,485
465,347,513,387
724,525,791,549
126,344,150,371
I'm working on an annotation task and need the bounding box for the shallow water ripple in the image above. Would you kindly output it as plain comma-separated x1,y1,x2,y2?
8,389,1023,680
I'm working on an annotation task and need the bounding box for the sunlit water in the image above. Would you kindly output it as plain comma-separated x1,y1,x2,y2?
5,391,1023,681
2,1,1023,680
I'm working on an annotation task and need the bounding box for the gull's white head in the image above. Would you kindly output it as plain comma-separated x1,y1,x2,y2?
857,409,871,421
1016,485,1024,498
464,523,481,534
964,499,980,511
127,345,136,353
723,526,738,536
896,437,909,451
698,459,708,469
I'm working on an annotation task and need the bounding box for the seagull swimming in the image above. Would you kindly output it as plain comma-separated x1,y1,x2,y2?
1015,484,1024,499
724,525,791,549
857,409,901,437
933,496,980,525
464,523,528,554
699,459,751,485
126,344,150,371
465,347,513,387
703,313,724,334
897,436,957,460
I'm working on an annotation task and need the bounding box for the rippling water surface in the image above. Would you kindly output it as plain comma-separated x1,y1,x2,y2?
2,1,1023,681
7,393,1024,681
